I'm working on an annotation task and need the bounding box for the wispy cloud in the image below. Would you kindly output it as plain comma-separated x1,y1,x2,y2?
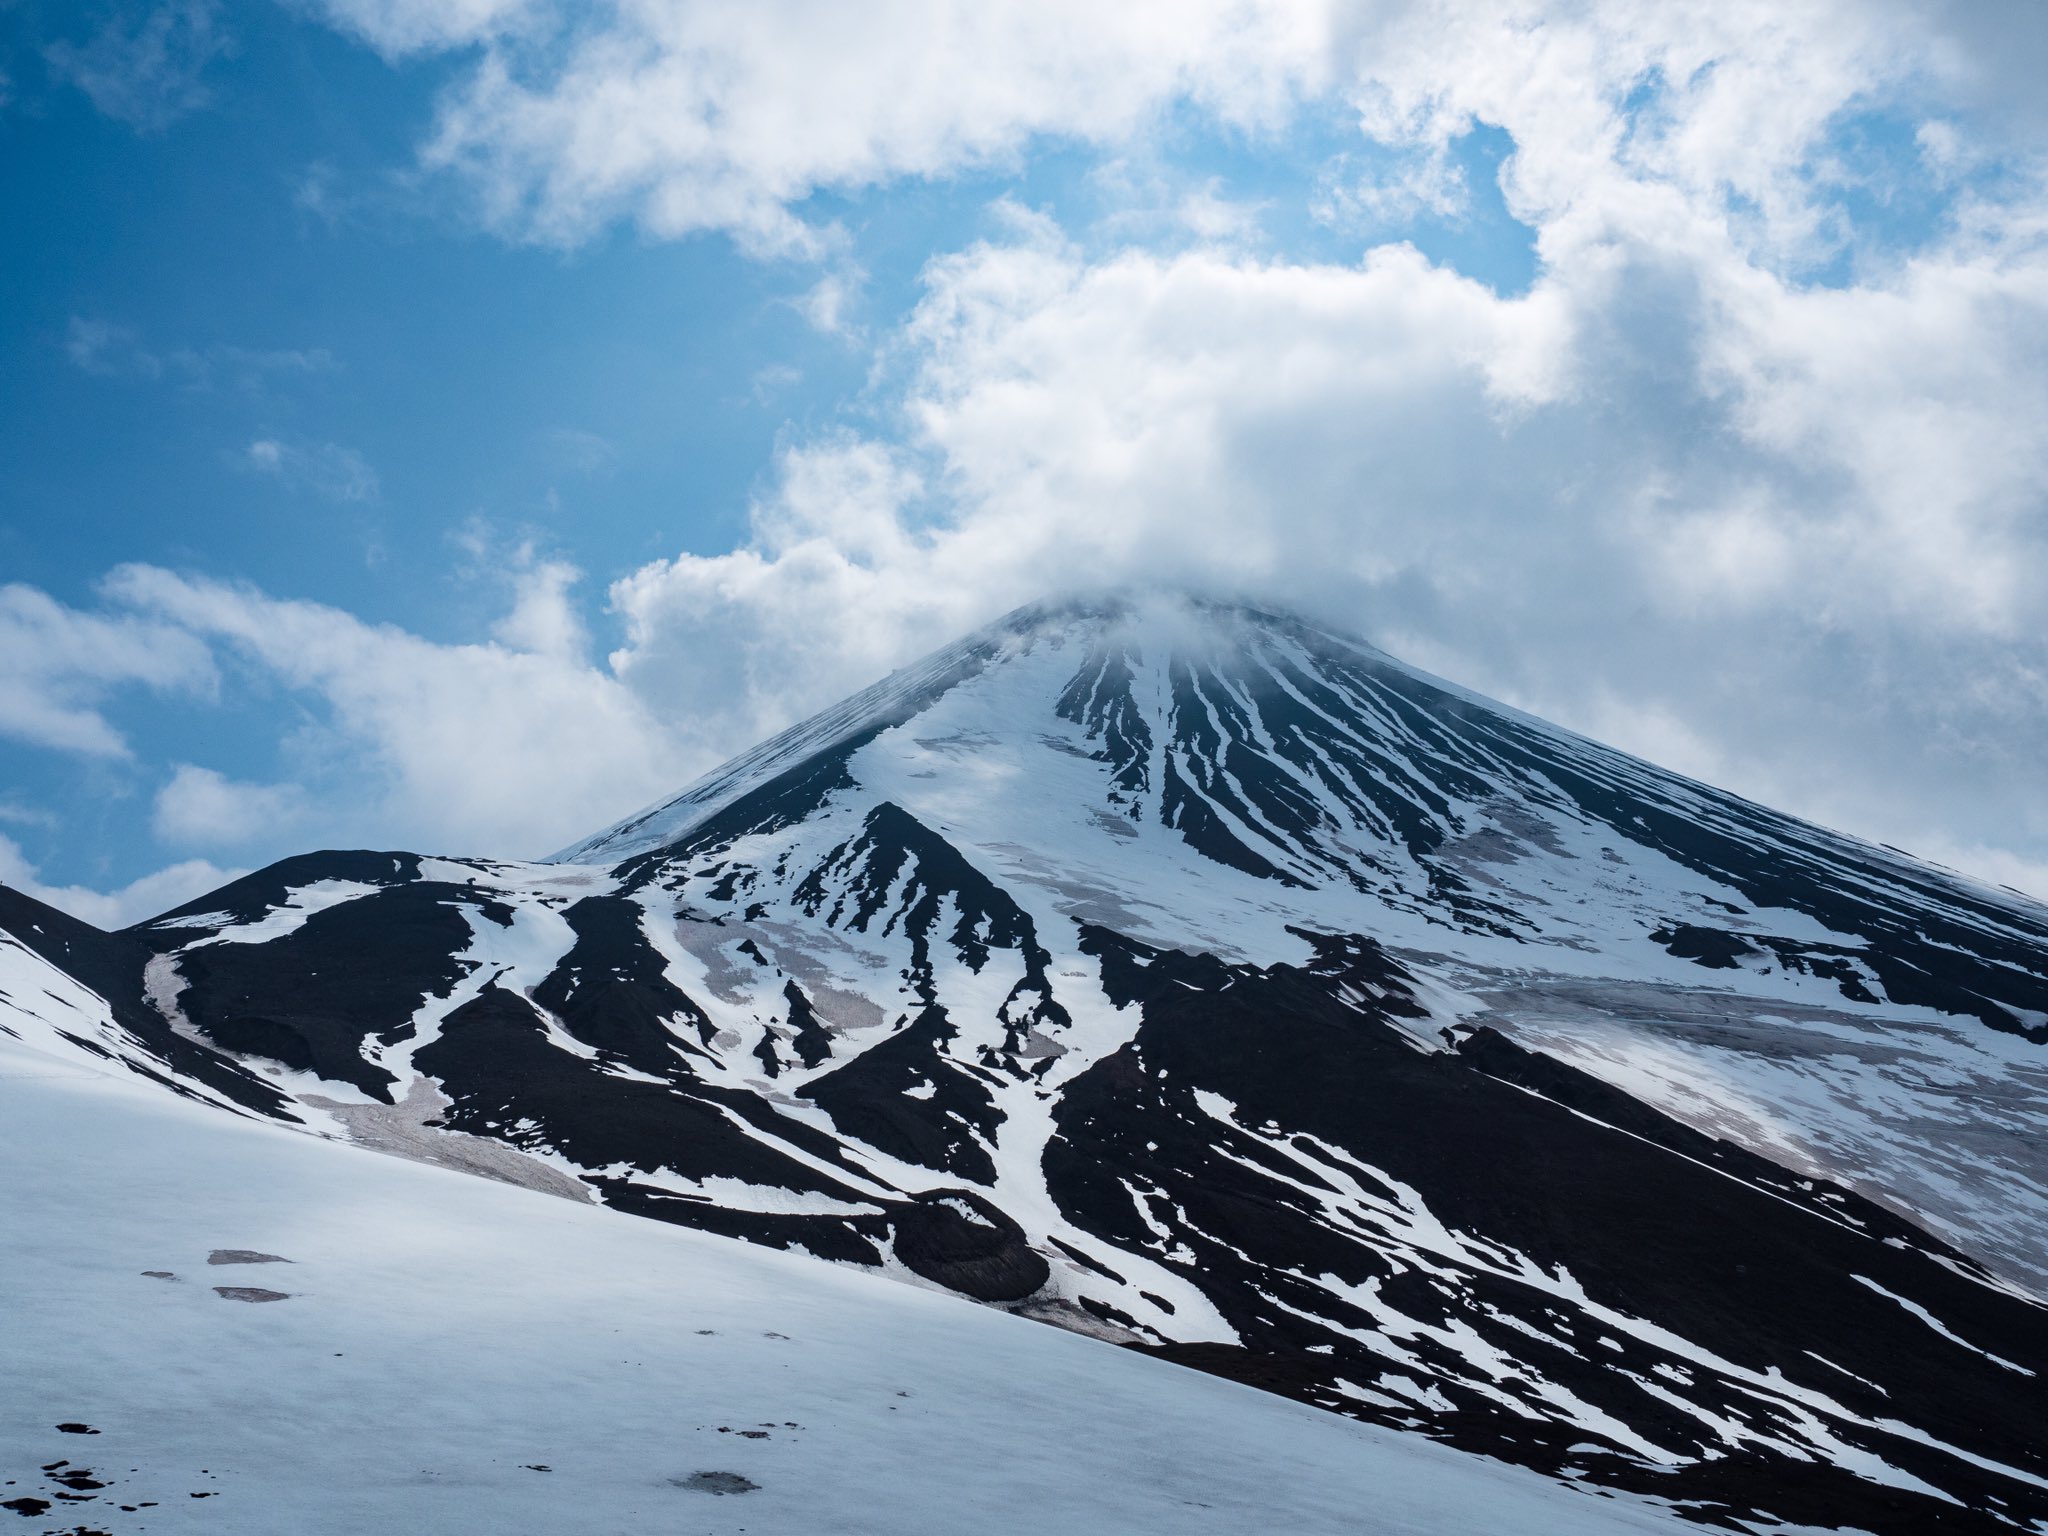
66,316,335,389
292,160,347,229
794,268,865,338
1312,148,1470,230
0,582,217,759
312,0,541,58
749,363,802,404
65,318,162,379
44,0,234,133
0,801,61,832
544,427,617,474
242,438,381,503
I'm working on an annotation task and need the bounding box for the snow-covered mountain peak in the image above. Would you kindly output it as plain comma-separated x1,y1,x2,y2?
550,589,1344,865
558,589,2048,1025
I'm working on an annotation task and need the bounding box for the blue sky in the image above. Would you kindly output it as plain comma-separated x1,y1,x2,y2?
4,0,2048,921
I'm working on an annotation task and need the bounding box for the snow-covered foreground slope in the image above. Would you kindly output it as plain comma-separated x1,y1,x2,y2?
0,1040,1689,1536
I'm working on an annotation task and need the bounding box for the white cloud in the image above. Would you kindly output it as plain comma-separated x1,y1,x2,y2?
796,268,864,337
603,232,1583,740
103,562,696,858
0,583,217,758
1,552,706,894
0,833,238,929
404,0,1332,252
489,552,591,661
587,39,2048,892
19,0,2048,900
312,0,541,56
45,0,234,133
1086,160,1272,251
242,438,381,503
1172,182,1268,246
205,345,339,389
153,766,310,850
300,1,2048,266
608,433,972,748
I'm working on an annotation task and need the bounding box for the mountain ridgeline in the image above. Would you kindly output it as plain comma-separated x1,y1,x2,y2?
7,594,2048,1533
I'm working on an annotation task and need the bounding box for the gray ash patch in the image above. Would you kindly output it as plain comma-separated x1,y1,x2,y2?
305,1076,590,1203
1087,807,1139,840
730,919,892,1032
1460,969,2048,1299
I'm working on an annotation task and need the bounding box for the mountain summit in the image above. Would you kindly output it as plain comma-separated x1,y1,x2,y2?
7,592,2048,1532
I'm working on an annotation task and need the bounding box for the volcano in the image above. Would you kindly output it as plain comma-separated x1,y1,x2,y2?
7,592,2048,1533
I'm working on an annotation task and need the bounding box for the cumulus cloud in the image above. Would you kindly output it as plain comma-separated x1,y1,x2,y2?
45,0,234,132
607,432,967,749
641,231,2046,880
604,228,1582,732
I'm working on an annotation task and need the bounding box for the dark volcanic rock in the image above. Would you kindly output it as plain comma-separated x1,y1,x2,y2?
159,879,485,1102
891,1189,1050,1302
1049,931,2048,1535
0,884,292,1119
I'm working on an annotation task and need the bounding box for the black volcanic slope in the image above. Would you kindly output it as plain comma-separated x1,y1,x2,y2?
0,882,289,1119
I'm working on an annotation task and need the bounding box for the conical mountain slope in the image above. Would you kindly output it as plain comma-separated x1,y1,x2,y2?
8,592,2048,1533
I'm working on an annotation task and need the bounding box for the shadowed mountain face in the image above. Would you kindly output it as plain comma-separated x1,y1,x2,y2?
8,594,2048,1532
